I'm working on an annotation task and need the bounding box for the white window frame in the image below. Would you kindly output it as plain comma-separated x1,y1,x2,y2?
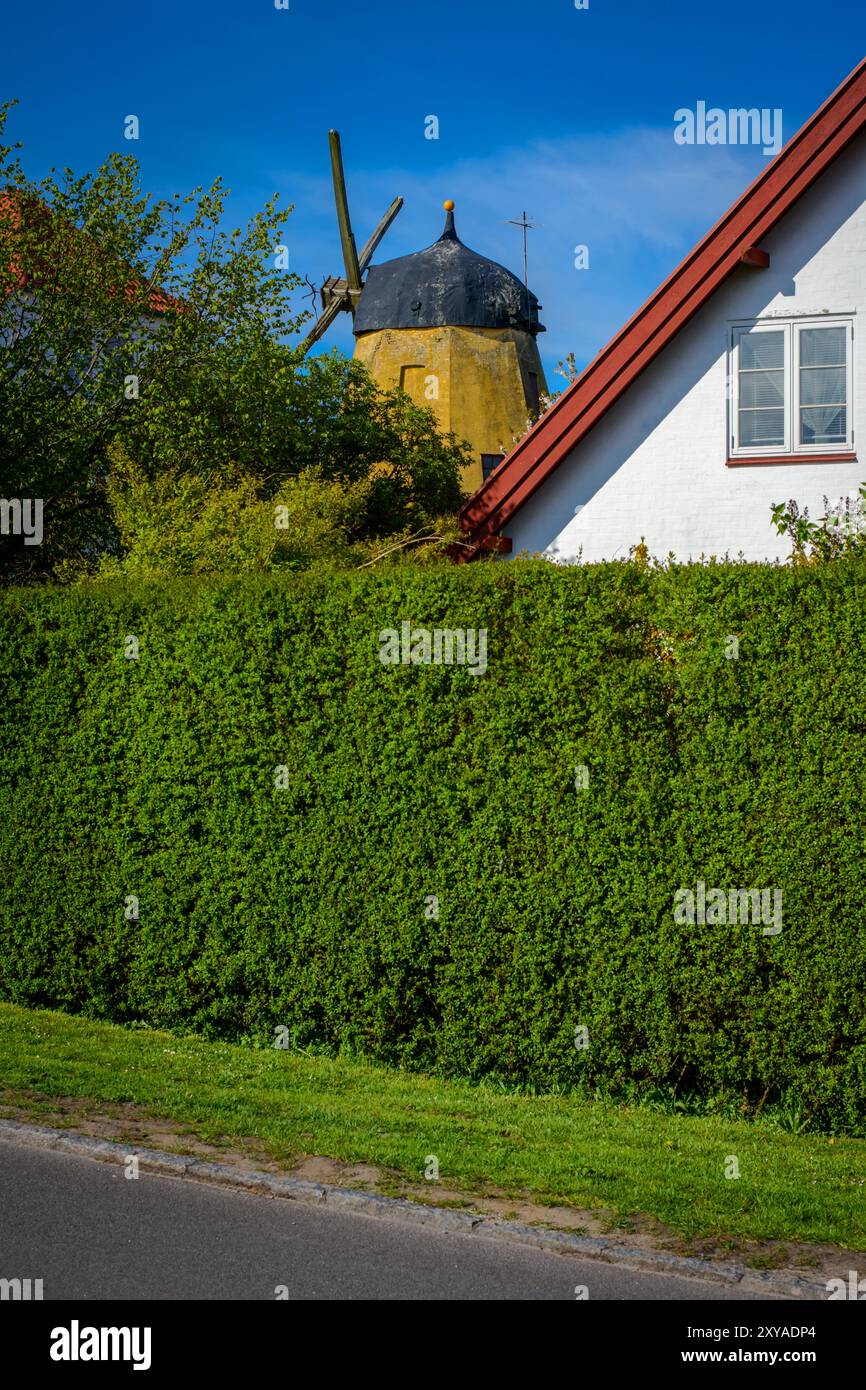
730,321,790,456
729,316,854,458
793,318,853,454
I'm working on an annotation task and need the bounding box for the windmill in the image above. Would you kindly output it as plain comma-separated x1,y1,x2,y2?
299,131,403,354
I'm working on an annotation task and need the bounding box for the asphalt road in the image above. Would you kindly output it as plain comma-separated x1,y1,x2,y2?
0,1139,772,1301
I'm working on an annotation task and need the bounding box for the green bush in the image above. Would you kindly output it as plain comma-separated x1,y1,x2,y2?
1,559,864,1132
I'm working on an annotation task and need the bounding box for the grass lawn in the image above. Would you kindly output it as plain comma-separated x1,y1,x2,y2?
0,1002,863,1254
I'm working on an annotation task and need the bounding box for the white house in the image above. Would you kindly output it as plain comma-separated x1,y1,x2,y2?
459,57,866,564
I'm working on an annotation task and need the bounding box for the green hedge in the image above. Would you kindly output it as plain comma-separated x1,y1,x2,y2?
1,561,864,1132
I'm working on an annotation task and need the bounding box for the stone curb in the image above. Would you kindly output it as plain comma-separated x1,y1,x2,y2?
0,1119,828,1299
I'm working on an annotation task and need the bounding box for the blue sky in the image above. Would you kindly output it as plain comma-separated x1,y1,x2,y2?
3,1,864,383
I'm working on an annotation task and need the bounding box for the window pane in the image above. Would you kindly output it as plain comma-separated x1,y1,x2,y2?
800,326,846,366
800,406,846,445
739,330,784,370
740,408,785,446
800,365,845,405
798,327,848,445
739,369,784,408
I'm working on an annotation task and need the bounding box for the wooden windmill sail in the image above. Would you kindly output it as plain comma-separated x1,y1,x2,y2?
299,131,403,354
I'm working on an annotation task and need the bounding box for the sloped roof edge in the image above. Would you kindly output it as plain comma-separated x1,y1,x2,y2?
459,57,866,548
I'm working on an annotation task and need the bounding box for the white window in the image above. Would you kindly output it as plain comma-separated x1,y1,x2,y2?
730,318,853,457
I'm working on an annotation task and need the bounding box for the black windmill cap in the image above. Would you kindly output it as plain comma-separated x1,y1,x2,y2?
353,200,545,336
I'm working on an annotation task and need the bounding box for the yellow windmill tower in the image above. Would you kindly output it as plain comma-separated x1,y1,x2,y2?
302,134,548,494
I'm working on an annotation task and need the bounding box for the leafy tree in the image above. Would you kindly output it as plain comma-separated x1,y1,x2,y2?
0,100,303,580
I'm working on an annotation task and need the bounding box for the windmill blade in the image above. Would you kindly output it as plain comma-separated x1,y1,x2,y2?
358,196,403,272
297,292,346,356
299,193,402,356
329,130,362,302
296,135,402,359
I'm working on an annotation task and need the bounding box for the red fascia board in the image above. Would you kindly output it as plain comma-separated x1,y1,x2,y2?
460,58,866,545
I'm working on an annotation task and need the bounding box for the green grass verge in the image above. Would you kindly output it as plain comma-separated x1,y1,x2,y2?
1,1004,863,1250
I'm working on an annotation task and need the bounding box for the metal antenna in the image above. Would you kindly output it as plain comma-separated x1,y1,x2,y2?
505,210,538,326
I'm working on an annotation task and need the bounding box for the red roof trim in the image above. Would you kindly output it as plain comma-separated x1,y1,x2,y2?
460,58,866,545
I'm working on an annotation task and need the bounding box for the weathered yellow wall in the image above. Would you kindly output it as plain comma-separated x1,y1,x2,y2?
354,325,547,493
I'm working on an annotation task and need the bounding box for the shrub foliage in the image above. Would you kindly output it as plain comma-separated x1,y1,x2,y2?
1,559,864,1132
